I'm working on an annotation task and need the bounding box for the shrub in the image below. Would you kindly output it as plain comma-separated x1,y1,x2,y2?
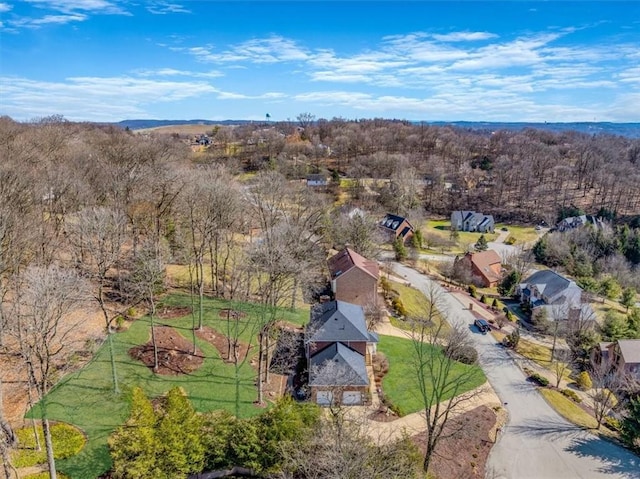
391,297,407,317
480,294,487,304
13,423,86,468
468,284,477,298
503,329,520,348
528,373,549,387
604,416,621,432
576,371,592,391
504,235,517,245
447,345,479,365
561,389,582,403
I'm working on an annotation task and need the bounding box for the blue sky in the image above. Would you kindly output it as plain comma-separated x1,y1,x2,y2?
1,1,639,122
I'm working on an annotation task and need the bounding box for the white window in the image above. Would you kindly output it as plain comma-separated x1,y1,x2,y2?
342,391,362,405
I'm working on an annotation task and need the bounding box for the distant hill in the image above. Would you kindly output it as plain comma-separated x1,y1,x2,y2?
116,119,252,130
115,119,640,138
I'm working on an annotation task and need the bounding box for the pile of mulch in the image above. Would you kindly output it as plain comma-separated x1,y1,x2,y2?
195,326,252,363
218,309,247,320
413,405,497,479
129,326,204,375
156,306,192,319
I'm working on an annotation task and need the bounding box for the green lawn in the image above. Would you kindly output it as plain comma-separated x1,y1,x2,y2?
378,335,486,416
494,224,540,245
389,283,451,335
27,293,309,479
539,389,599,430
423,219,497,253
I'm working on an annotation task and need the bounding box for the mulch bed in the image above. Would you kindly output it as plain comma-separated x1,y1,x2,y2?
129,325,204,375
195,325,252,363
156,306,192,319
413,405,497,479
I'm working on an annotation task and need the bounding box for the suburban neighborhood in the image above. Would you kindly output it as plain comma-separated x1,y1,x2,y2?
0,116,639,479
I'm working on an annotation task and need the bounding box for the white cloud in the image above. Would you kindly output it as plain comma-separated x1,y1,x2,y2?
0,2,12,12
24,0,128,14
147,2,190,15
185,36,309,64
431,31,498,42
136,68,223,79
0,75,220,121
29,13,86,25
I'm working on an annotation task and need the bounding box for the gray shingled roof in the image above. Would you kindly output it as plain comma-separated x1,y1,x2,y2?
618,340,640,364
307,301,370,342
523,270,573,300
309,342,369,386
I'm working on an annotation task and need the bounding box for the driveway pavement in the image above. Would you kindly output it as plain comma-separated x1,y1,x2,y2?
391,262,640,479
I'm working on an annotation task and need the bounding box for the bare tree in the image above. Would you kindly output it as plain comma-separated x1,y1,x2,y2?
66,206,127,393
588,359,626,429
408,285,485,474
15,265,88,479
0,377,18,479
551,349,573,388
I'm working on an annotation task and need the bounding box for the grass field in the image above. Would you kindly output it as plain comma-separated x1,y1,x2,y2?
27,293,309,479
378,335,486,416
538,388,609,433
388,282,451,334
495,224,540,245
423,219,498,253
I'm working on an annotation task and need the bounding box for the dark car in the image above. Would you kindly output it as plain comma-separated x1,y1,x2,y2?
474,318,490,334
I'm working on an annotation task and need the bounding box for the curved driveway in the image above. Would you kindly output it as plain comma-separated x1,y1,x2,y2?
391,262,640,479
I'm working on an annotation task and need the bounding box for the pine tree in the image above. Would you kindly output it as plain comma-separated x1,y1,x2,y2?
474,234,488,251
155,387,205,479
621,287,637,311
109,388,158,479
621,396,640,453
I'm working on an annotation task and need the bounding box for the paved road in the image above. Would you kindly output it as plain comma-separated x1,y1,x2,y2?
391,262,640,479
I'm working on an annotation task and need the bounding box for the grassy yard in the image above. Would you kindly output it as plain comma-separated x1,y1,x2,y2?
378,335,486,416
538,389,607,432
423,219,498,254
26,293,309,479
388,282,451,335
495,224,540,245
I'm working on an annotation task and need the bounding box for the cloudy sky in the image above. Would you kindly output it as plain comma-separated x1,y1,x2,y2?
1,1,639,122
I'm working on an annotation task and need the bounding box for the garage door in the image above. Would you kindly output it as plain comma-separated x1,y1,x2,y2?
317,391,333,406
342,391,362,405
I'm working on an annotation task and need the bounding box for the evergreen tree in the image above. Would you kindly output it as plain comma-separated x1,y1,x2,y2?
155,387,205,479
601,311,629,341
393,237,407,261
621,396,640,453
474,234,488,252
498,270,521,296
109,388,158,479
621,287,637,311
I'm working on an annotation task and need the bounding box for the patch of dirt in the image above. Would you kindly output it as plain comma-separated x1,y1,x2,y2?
218,309,247,320
129,326,204,375
412,405,497,479
369,407,401,422
1,304,106,427
157,306,192,319
195,326,252,363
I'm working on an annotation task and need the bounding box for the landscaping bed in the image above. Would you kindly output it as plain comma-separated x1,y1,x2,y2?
413,405,497,479
195,325,252,363
129,325,204,375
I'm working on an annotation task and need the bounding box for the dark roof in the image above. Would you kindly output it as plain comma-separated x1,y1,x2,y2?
380,213,413,232
307,174,327,182
307,301,370,343
309,342,369,386
327,247,379,280
522,270,574,300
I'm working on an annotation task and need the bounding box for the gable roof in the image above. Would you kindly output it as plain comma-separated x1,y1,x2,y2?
617,339,640,365
380,213,413,232
522,270,577,300
309,342,369,386
328,247,379,281
307,300,370,343
469,250,502,282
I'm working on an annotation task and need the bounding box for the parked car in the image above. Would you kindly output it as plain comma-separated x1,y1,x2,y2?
474,318,490,334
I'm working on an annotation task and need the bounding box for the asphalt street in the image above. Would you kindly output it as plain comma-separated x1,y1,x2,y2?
391,262,640,479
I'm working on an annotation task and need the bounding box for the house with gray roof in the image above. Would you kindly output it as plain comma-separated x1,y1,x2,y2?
595,339,640,379
306,300,378,405
516,269,591,321
379,213,414,243
451,210,495,233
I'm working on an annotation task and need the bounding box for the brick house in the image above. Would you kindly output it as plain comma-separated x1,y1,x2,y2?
455,250,502,287
596,340,640,379
328,247,379,308
379,213,414,243
306,300,378,406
